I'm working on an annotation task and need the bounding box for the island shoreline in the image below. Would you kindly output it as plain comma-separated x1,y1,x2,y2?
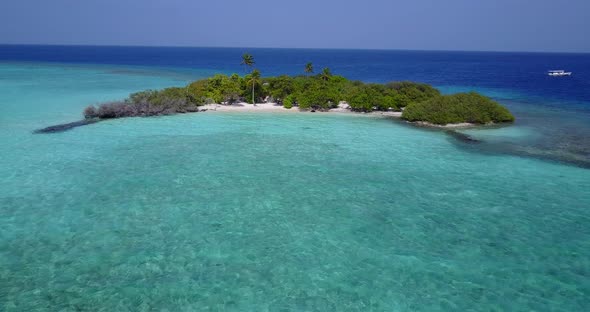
34,102,506,134
196,102,488,129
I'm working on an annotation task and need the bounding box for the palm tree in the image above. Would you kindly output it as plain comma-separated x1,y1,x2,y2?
320,67,332,81
248,69,261,105
304,62,314,76
241,53,255,74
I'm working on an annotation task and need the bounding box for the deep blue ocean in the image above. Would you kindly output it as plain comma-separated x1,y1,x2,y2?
1,45,589,311
2,44,590,105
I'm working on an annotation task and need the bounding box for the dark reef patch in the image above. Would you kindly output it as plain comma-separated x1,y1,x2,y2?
34,119,100,134
445,130,481,144
448,134,590,170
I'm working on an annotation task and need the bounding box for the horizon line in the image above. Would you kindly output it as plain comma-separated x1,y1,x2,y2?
1,42,589,55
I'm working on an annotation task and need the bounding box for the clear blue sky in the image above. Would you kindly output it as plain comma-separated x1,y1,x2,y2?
1,0,589,52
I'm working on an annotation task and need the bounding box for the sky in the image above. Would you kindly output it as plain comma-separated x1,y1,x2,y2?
0,0,589,52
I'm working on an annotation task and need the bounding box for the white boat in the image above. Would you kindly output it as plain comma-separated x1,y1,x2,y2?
548,70,572,76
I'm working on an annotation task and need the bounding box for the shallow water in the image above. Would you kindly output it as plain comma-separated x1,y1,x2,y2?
1,62,590,311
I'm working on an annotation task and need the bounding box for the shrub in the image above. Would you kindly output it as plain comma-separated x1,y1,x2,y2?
128,87,194,106
347,85,398,112
186,80,209,104
402,92,515,124
266,75,296,99
97,102,128,119
81,72,514,125
283,95,294,109
83,105,98,119
347,86,373,112
297,88,336,111
385,81,440,107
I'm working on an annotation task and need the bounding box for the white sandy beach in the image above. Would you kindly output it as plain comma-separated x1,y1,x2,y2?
199,102,298,112
197,102,481,128
199,102,404,117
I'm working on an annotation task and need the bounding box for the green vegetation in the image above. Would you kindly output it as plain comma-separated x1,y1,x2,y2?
262,74,441,112
401,92,516,124
240,53,255,73
186,74,241,104
84,72,446,118
43,54,515,132
82,56,513,126
304,62,314,76
247,69,262,105
320,67,332,81
283,94,294,109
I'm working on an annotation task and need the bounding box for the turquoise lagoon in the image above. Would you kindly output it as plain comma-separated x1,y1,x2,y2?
1,63,589,311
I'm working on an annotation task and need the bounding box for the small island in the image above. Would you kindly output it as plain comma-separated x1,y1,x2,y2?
402,92,515,125
36,59,514,133
83,72,513,121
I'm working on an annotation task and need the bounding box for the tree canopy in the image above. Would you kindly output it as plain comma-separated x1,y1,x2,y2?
83,71,514,126
240,53,254,73
401,92,515,124
304,62,314,75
